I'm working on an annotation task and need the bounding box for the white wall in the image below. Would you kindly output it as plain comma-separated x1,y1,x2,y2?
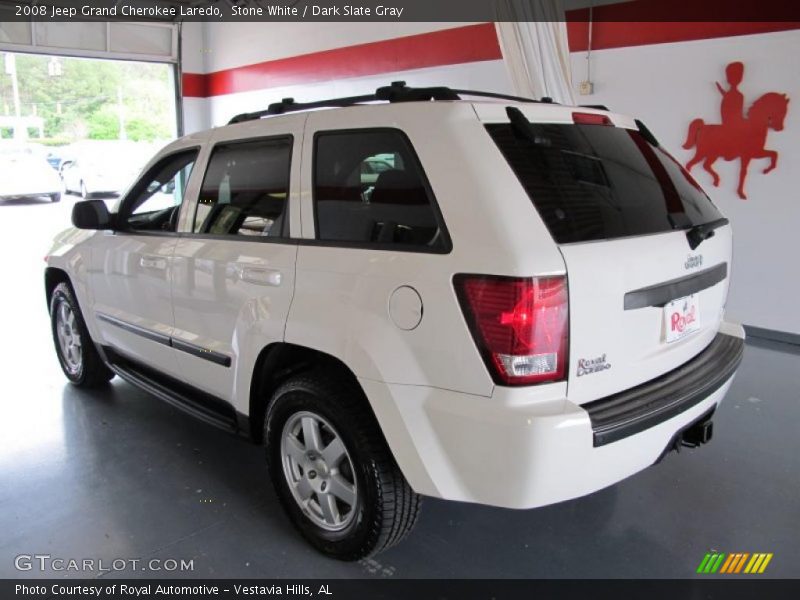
203,22,476,72
206,60,511,127
570,30,800,335
179,21,209,133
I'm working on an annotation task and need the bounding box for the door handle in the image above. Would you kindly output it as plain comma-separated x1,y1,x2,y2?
140,255,167,270
237,266,282,287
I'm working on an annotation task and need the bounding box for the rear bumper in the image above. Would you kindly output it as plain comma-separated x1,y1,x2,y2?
584,331,744,446
362,321,745,509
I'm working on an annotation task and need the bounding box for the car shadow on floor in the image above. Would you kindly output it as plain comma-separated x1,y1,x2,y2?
0,196,59,206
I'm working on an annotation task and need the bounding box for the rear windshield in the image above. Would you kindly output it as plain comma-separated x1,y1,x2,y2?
486,122,722,244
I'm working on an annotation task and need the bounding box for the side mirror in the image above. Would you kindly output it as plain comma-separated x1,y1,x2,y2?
72,200,114,230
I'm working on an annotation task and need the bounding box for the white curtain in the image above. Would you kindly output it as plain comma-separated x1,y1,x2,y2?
494,0,576,105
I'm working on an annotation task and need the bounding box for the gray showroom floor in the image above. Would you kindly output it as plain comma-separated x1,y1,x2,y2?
1,197,798,579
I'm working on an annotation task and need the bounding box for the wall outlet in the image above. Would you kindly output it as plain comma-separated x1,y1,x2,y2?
579,81,594,95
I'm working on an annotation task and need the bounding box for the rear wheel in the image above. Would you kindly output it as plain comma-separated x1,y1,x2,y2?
50,282,114,387
265,371,421,560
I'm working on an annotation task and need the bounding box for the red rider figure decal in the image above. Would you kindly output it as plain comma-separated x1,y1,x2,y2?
717,61,746,128
683,61,789,199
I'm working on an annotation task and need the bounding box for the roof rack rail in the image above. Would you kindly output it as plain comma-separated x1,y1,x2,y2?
227,81,548,125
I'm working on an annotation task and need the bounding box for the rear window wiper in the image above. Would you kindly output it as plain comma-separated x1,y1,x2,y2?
686,217,729,250
506,106,538,142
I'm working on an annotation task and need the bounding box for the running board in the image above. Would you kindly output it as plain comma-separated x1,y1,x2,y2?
103,346,239,434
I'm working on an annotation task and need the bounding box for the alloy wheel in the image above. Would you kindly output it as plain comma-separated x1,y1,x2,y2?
55,301,82,375
280,410,358,531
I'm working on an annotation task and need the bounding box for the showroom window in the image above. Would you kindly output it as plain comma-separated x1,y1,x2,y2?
125,149,198,232
193,137,292,238
313,129,447,250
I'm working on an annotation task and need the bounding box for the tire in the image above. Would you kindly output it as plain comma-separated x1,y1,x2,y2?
265,370,421,560
50,282,114,387
50,193,61,203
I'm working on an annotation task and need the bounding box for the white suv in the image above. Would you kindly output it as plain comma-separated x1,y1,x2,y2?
45,83,744,560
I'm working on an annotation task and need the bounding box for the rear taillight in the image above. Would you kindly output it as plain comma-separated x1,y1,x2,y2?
455,275,569,386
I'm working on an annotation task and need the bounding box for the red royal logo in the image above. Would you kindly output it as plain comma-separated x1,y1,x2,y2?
683,61,790,200
671,306,697,333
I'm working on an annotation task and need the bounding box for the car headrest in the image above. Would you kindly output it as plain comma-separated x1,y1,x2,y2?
370,169,428,205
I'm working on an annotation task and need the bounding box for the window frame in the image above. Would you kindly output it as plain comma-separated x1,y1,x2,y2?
310,127,452,254
171,134,294,244
115,147,201,236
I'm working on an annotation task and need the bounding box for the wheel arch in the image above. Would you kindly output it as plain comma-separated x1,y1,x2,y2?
45,266,71,309
248,343,372,445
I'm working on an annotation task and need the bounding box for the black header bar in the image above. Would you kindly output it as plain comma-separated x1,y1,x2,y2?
1,0,799,22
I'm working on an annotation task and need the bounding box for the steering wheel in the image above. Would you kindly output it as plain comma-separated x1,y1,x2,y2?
163,205,180,232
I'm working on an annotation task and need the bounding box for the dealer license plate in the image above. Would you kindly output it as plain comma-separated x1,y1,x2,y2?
664,294,700,343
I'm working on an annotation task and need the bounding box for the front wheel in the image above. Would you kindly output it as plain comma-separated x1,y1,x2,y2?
50,282,114,387
265,371,421,560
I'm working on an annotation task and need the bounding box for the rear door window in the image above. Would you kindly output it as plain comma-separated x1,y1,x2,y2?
193,137,291,238
486,122,722,244
313,129,448,250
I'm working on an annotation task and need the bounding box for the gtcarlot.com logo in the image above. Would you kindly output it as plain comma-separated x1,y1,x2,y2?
696,552,774,574
14,554,194,573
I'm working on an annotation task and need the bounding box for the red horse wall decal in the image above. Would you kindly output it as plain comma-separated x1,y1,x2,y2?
683,62,789,199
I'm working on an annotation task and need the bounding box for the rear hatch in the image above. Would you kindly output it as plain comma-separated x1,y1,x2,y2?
479,104,732,404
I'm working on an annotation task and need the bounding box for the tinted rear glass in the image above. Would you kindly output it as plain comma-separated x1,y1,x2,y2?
486,122,722,244
313,129,447,250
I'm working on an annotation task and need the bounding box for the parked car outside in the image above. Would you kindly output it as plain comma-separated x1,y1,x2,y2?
60,141,154,198
0,143,62,203
44,147,68,171
44,83,744,560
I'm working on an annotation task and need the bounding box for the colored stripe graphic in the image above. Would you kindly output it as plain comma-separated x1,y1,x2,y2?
759,554,774,573
697,553,727,573
735,553,749,573
696,553,712,573
719,554,736,574
710,554,726,573
745,553,773,573
698,552,773,574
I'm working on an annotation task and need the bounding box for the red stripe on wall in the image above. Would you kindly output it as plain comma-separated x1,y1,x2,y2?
567,20,800,52
566,0,800,52
183,23,501,98
181,72,207,98
182,11,800,98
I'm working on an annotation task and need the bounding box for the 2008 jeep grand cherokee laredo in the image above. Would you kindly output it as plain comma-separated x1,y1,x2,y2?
45,83,744,560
